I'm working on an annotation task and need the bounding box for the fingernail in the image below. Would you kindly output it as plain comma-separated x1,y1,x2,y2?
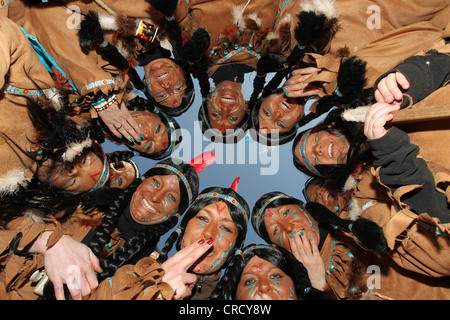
283,87,287,91
289,234,293,239
207,238,214,245
198,239,205,244
292,71,296,75
287,82,291,85
300,231,305,236
292,229,297,235
140,133,144,138
137,138,142,143
118,134,123,139
285,92,290,96
310,237,314,242
129,138,135,142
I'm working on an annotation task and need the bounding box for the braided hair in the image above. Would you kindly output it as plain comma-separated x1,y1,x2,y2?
88,156,200,280
139,0,197,117
210,243,331,300
252,191,389,256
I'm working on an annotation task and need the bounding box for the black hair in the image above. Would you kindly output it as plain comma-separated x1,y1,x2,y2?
210,243,331,300
90,177,181,283
157,186,250,272
40,156,201,298
291,108,372,188
251,191,304,243
144,63,196,117
249,87,306,146
198,100,250,144
251,191,389,256
141,157,200,214
140,0,203,117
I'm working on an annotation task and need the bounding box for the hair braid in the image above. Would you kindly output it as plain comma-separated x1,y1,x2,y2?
106,150,135,163
97,215,179,282
88,178,141,256
156,226,182,263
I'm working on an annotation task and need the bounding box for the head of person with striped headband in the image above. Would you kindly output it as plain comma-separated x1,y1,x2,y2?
210,243,331,300
121,99,182,160
252,191,389,257
251,191,322,250
157,177,250,278
291,108,371,186
129,151,216,225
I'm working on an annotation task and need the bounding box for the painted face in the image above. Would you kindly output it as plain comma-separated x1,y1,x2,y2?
236,256,298,300
295,129,351,167
306,182,339,212
207,81,248,133
130,174,181,225
37,151,105,192
143,58,186,108
108,160,137,189
258,94,304,134
264,204,319,251
129,110,169,155
181,201,238,275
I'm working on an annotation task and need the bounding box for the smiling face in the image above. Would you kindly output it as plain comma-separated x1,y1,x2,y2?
181,201,238,275
258,94,304,134
263,204,319,251
129,110,169,155
305,181,339,212
236,256,297,300
37,151,105,192
144,58,187,108
108,160,137,189
295,129,351,167
130,174,181,225
206,81,248,133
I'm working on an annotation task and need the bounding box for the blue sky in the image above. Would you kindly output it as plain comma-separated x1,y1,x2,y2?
102,70,327,255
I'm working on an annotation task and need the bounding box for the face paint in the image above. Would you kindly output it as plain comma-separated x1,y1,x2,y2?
130,175,181,225
252,263,263,273
264,204,320,250
236,256,298,300
182,201,238,274
215,203,227,215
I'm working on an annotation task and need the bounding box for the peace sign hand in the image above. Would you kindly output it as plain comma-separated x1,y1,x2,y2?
161,239,213,300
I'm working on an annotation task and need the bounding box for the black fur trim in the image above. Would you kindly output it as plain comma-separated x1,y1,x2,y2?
305,202,389,254
146,0,178,17
78,11,104,50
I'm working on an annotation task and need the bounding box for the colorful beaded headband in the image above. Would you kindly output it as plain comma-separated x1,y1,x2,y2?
302,177,316,202
254,194,317,236
152,163,193,203
197,192,247,222
154,108,177,158
242,244,280,255
297,128,321,176
90,148,110,192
